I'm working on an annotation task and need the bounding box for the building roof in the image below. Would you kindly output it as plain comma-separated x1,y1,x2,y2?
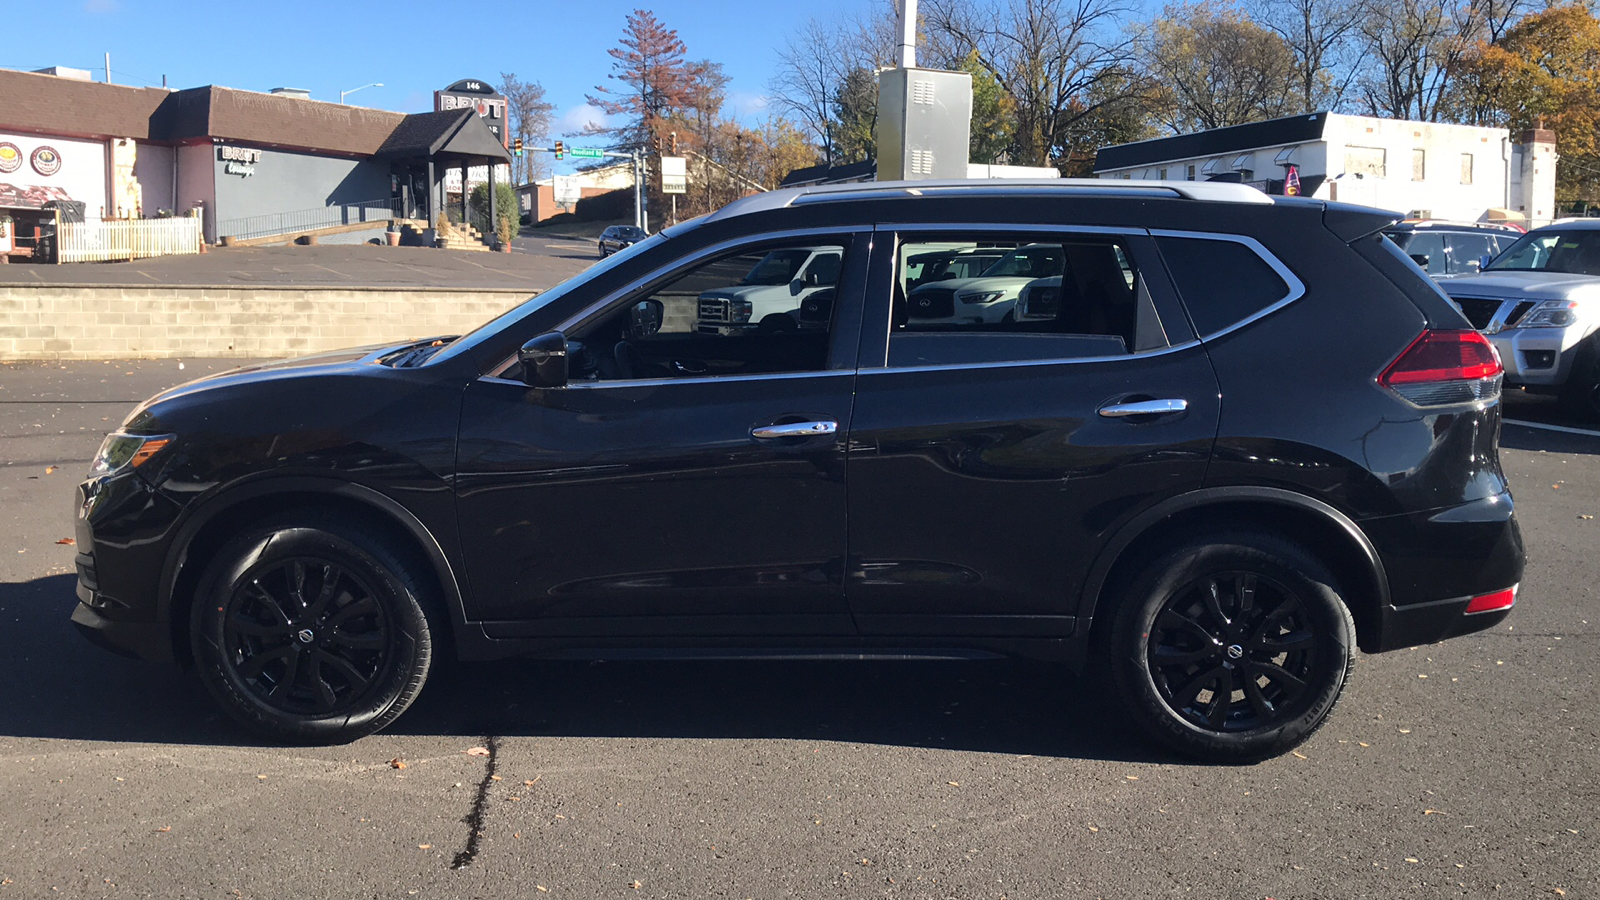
153,86,408,156
779,159,877,187
1094,113,1331,173
0,68,172,140
376,108,511,163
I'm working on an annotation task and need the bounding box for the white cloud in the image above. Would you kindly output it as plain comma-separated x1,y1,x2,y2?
729,91,770,120
556,104,612,137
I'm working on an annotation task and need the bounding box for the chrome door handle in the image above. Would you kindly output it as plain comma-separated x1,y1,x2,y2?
751,420,837,439
1098,398,1188,418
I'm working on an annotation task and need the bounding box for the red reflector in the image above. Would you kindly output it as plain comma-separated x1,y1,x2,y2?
1381,330,1503,385
1465,587,1517,614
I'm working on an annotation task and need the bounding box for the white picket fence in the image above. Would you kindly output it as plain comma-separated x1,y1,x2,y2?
57,217,203,264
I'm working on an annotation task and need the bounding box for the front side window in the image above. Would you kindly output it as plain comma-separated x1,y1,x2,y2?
890,233,1152,367
1488,231,1600,276
563,238,849,381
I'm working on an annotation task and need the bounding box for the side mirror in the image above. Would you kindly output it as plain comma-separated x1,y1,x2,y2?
1479,253,1494,271
790,278,805,295
1409,253,1430,269
629,299,664,338
517,332,568,388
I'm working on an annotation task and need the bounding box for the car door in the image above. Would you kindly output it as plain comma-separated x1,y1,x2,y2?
453,230,869,639
844,226,1221,638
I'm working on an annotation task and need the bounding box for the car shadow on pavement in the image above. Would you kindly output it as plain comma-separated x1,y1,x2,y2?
1501,422,1600,456
0,573,1163,763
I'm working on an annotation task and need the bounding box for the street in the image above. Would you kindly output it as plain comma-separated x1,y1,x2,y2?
0,360,1595,898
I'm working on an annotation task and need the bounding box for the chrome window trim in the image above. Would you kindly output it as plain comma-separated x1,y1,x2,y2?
875,222,1147,237
862,338,1203,377
487,226,869,378
1147,229,1307,341
478,370,855,390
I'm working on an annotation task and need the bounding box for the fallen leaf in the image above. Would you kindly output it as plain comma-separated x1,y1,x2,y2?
389,758,406,769
946,781,960,786
1424,809,1445,816
536,886,549,893
1125,775,1139,781
466,747,490,757
45,466,57,474
513,832,522,839
1358,742,1370,747
1406,857,1420,863
631,880,643,889
1399,728,1412,734
524,775,541,786
55,538,75,545
418,844,431,850
490,775,502,782
1087,826,1100,833
256,774,267,780
155,826,171,833
1552,889,1566,896
1291,750,1308,759
1580,515,1594,520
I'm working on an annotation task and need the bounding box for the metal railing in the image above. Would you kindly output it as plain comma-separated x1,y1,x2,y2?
217,198,403,242
57,216,203,263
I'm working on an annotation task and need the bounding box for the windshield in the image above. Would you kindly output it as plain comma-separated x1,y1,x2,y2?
981,245,1065,279
426,231,670,367
1382,231,1414,250
1487,230,1600,275
617,227,646,239
741,249,812,285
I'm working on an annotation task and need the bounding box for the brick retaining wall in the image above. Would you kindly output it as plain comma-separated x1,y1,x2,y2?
0,285,533,359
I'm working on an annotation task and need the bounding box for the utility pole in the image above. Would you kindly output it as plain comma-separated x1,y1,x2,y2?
104,53,112,85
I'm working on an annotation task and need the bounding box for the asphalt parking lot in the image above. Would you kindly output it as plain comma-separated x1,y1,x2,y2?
1,361,1596,898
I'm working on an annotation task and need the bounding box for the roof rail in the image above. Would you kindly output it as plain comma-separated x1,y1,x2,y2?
706,177,1274,223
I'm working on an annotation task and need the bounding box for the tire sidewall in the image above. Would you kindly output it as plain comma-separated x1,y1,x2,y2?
190,523,431,743
1110,535,1355,763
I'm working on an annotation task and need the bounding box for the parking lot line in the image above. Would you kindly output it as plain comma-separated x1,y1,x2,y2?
1503,418,1600,438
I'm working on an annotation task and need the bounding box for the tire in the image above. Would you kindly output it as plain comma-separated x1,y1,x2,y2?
190,515,436,744
758,313,797,333
1558,336,1600,421
1107,530,1355,763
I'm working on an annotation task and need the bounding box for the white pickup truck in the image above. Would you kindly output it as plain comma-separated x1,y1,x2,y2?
696,246,843,334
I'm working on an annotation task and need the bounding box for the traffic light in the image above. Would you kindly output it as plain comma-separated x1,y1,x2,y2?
652,135,662,154
671,132,679,154
553,140,565,159
513,137,524,156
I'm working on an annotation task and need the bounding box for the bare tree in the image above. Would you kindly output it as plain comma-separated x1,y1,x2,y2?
923,0,1147,167
499,72,554,184
1246,0,1364,112
768,6,897,163
1354,0,1488,122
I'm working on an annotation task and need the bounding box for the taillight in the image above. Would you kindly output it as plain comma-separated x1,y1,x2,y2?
1465,586,1517,614
1380,329,1503,406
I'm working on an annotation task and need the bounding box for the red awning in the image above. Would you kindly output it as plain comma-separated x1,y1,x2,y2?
0,183,74,210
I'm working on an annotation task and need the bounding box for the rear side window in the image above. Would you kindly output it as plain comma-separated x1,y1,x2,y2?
1155,236,1294,336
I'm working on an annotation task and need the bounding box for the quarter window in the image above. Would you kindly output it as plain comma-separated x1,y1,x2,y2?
1155,236,1293,335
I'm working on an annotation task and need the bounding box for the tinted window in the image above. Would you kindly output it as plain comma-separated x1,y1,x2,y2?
1447,233,1498,273
890,234,1150,367
1155,236,1292,335
1403,233,1449,275
565,240,848,380
1487,230,1600,275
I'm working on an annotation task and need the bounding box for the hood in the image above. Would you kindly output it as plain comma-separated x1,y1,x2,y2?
700,284,785,302
1439,270,1600,302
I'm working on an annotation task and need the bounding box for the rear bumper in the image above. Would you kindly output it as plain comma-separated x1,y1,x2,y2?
1361,491,1524,652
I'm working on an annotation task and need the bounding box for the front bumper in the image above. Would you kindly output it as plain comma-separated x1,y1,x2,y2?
1487,327,1583,387
71,471,187,664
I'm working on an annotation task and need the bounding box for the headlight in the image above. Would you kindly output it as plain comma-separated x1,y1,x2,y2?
89,432,174,478
731,299,753,323
1519,300,1580,328
960,291,1006,304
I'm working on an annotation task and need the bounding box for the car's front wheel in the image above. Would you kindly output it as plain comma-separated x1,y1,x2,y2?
1107,530,1355,763
190,515,436,744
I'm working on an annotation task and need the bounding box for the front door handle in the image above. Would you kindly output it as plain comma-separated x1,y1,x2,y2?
751,420,837,439
1098,398,1188,418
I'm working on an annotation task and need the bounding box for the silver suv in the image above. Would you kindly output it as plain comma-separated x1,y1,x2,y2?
1437,220,1600,418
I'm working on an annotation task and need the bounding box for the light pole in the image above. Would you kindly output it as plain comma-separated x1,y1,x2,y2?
339,83,383,104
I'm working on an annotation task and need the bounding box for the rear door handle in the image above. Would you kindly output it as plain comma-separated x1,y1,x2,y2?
751,420,838,439
1098,398,1188,418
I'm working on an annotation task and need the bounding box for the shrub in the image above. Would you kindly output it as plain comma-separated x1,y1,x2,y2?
470,182,520,246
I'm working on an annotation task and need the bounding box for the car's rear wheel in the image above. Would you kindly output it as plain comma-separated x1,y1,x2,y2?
1107,530,1355,763
190,516,435,744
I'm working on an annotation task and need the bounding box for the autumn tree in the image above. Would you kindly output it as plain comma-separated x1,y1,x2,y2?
961,50,1017,164
1143,2,1302,132
1456,4,1600,204
499,72,554,184
587,10,703,149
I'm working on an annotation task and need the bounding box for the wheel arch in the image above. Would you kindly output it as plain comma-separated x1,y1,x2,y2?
158,477,468,666
1080,487,1392,654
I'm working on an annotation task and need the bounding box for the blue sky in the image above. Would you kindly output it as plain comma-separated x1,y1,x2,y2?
7,0,875,166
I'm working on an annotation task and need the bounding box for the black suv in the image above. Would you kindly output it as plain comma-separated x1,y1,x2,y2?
597,224,647,257
73,180,1523,762
1382,219,1520,277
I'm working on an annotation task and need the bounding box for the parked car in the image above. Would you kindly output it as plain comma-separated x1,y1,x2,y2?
695,245,842,334
1435,219,1600,418
597,225,647,257
73,179,1523,762
904,242,1064,325
904,247,1006,291
1382,220,1519,278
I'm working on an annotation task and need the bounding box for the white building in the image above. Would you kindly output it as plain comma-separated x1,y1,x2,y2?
1094,112,1557,228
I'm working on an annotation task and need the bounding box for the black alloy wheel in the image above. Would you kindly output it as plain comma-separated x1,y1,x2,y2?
222,559,392,716
192,516,435,744
1109,530,1355,763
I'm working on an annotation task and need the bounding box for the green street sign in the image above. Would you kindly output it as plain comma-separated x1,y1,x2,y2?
569,147,604,159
